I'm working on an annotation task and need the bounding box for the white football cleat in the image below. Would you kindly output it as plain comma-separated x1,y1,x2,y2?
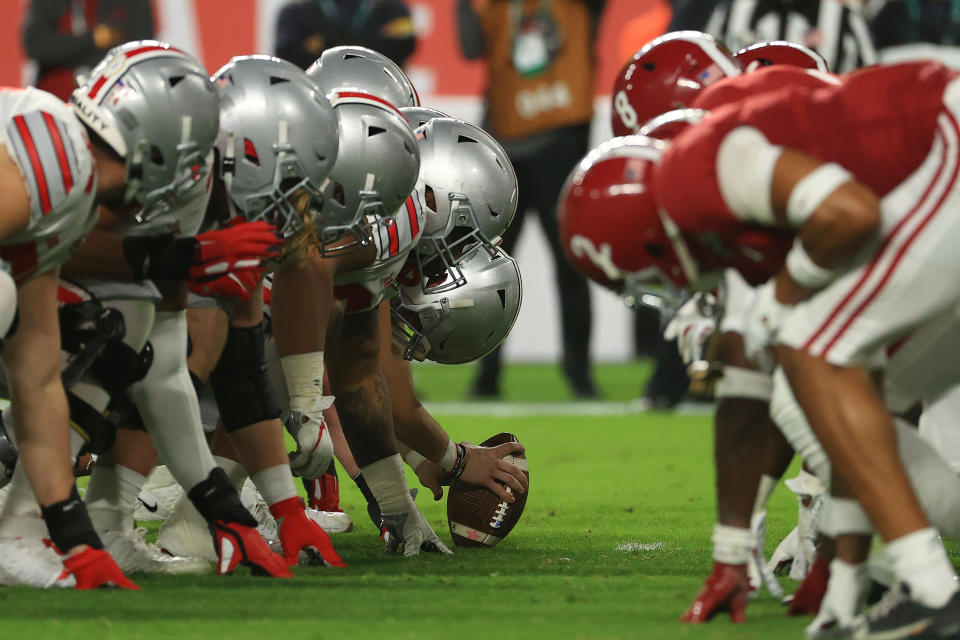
101,527,210,575
305,508,354,534
134,466,183,522
0,538,75,588
156,495,218,563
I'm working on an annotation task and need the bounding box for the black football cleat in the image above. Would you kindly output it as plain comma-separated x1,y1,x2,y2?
852,583,960,639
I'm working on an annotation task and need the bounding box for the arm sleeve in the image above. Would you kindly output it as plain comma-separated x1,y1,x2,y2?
715,127,783,226
22,0,99,66
456,0,486,60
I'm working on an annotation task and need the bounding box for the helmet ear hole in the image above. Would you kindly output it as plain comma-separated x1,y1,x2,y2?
642,62,656,72
168,75,185,88
368,125,386,136
332,181,345,206
646,242,667,258
424,186,437,212
149,145,164,166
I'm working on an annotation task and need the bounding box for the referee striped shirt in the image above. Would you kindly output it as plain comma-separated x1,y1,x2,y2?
704,0,878,72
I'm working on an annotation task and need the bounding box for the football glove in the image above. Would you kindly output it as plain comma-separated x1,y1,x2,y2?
382,507,453,557
285,409,334,480
663,293,717,366
747,509,783,600
188,268,263,301
210,518,292,578
805,560,868,639
270,496,347,568
62,547,139,590
681,562,750,623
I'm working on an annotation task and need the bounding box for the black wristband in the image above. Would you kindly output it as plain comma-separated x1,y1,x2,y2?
187,467,257,527
449,443,468,480
41,485,103,553
122,234,198,281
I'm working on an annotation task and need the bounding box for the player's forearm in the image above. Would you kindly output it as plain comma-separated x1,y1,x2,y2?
62,228,135,280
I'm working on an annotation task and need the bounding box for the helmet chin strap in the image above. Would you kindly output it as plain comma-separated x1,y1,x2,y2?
658,208,701,286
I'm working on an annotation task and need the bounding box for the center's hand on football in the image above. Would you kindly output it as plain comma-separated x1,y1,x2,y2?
460,441,528,503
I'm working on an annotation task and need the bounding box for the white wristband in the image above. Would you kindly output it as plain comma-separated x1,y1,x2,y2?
785,239,835,289
786,163,853,227
403,449,427,471
281,351,331,415
361,454,415,516
439,439,457,472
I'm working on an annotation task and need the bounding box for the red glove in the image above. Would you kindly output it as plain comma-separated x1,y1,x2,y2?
210,518,292,578
62,547,140,590
787,554,830,616
190,220,281,282
680,562,750,624
189,268,263,301
270,496,347,568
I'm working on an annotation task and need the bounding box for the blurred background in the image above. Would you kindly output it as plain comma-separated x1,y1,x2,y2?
1,0,955,403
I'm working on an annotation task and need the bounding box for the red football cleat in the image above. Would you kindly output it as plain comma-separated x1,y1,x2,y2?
270,497,347,568
211,519,292,578
681,562,750,624
63,547,140,590
787,554,830,616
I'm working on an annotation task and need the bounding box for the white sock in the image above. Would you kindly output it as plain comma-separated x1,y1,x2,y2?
886,527,958,607
0,464,38,518
85,464,146,532
251,464,298,505
213,456,249,494
130,310,216,491
712,524,753,565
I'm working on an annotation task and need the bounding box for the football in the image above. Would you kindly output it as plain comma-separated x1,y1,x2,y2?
446,432,529,548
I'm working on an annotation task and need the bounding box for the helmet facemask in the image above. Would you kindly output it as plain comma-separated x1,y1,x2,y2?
131,129,209,223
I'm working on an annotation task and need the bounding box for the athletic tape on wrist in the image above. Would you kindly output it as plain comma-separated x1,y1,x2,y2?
785,239,835,289
403,449,427,471
439,439,457,472
361,454,415,516
712,523,753,565
715,366,774,401
820,496,873,537
786,163,853,227
281,351,331,415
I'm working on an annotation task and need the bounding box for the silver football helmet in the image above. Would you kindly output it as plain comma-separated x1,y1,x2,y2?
306,46,419,108
212,55,339,238
413,118,518,292
71,41,220,222
393,246,522,364
317,90,419,250
399,106,449,129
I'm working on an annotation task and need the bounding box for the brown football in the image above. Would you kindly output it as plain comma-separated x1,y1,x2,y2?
446,432,529,548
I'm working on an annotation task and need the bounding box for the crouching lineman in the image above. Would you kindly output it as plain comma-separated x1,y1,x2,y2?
561,60,960,638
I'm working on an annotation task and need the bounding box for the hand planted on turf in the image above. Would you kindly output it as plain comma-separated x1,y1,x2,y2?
382,508,453,557
211,518,292,578
460,442,528,503
681,562,750,624
804,560,867,639
285,410,334,480
270,497,347,568
63,547,140,590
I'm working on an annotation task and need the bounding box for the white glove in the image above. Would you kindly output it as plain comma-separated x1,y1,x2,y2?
805,560,868,640
742,280,788,372
382,506,453,557
285,409,334,480
663,293,717,365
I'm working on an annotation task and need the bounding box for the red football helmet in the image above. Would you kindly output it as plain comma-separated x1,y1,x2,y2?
735,41,829,73
559,137,701,306
639,108,709,141
610,31,741,137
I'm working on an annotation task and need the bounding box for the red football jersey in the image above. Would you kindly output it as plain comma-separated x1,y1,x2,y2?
654,61,958,285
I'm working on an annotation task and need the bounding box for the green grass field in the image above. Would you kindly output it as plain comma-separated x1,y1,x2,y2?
1,362,954,639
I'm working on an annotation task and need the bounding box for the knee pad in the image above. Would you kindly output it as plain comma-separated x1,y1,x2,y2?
770,368,831,486
90,340,153,398
210,323,280,432
0,266,17,346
